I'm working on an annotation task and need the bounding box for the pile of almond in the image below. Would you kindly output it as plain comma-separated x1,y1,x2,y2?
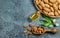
23,24,44,35
31,26,45,34
23,24,33,35
34,0,60,18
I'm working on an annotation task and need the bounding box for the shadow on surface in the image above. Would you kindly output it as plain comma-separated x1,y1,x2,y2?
30,0,37,10
27,17,32,22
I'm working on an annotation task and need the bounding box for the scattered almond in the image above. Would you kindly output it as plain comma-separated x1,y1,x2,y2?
23,30,27,33
27,28,31,31
23,24,27,28
29,24,33,27
28,32,32,35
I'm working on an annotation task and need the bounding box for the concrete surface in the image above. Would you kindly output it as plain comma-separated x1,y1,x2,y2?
0,0,60,38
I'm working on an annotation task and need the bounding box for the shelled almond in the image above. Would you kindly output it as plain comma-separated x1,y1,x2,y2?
23,24,57,35
34,0,60,18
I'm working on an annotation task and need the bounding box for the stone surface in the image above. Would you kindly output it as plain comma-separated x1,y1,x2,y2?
0,0,60,38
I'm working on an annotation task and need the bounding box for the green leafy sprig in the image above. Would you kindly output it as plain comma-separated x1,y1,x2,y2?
39,14,56,27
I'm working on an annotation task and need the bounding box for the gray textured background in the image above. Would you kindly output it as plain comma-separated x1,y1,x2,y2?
0,0,60,38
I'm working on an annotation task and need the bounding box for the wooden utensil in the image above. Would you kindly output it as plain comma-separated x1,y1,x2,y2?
32,26,57,35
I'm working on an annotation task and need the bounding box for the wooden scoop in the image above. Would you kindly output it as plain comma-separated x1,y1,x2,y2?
45,28,57,34
32,26,57,35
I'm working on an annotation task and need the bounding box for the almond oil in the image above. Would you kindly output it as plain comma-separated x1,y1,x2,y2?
29,11,40,21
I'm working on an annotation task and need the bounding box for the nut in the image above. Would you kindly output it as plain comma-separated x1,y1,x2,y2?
40,1,45,8
49,0,56,3
50,7,54,12
23,24,27,28
44,7,51,12
37,27,43,31
28,32,32,35
43,0,49,3
43,10,48,15
29,24,33,27
48,3,52,6
36,30,39,33
48,12,54,16
33,26,37,32
27,28,31,31
58,4,60,9
53,4,58,11
45,4,50,8
58,10,60,14
55,2,58,5
55,11,59,16
57,0,60,3
38,5,42,10
35,0,40,5
23,30,27,33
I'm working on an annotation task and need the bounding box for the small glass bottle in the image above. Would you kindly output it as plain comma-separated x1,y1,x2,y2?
29,11,40,21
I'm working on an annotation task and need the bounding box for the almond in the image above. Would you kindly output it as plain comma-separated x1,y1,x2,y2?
27,28,31,31
58,10,60,14
43,0,48,3
40,1,45,8
58,4,60,9
23,24,27,28
53,4,58,11
48,12,54,16
55,11,59,16
45,4,50,8
28,32,32,35
50,0,56,3
57,0,60,3
29,24,33,27
44,7,51,12
50,7,54,12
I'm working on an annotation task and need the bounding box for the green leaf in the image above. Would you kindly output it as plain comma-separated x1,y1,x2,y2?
44,23,51,26
42,14,52,23
40,20,51,26
39,14,56,27
40,20,47,23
